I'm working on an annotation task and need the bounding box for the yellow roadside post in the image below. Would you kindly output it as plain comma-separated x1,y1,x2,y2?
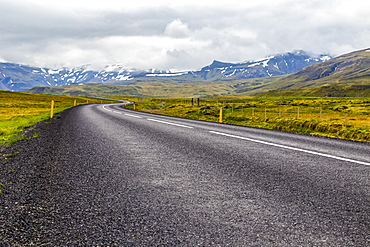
50,100,55,118
219,108,223,123
74,100,77,106
134,104,137,110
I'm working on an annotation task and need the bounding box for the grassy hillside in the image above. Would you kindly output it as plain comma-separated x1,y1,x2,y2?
0,90,115,144
258,49,370,92
28,77,281,98
285,49,370,83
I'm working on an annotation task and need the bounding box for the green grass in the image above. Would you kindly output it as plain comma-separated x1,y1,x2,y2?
2,90,368,143
0,90,116,145
120,96,370,142
259,83,370,97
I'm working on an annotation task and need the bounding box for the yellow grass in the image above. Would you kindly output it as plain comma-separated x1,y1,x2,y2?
120,96,370,142
0,90,115,144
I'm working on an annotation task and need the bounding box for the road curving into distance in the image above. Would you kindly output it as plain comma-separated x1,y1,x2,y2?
1,103,369,246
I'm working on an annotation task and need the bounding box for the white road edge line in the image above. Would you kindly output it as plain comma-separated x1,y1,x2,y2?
209,131,370,166
147,118,193,129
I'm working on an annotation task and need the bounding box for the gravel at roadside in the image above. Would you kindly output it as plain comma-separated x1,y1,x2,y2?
0,114,64,246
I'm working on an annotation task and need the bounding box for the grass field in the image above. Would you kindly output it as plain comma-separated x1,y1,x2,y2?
0,90,115,145
29,77,281,98
1,90,369,144
120,96,370,142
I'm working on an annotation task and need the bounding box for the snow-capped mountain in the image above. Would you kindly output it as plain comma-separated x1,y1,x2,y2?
185,50,331,81
0,62,185,91
0,50,332,92
0,63,135,92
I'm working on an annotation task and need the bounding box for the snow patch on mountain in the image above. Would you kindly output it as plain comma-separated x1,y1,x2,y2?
146,72,187,77
320,55,332,61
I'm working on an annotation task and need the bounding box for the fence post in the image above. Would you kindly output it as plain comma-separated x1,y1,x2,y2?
50,100,55,118
297,107,300,119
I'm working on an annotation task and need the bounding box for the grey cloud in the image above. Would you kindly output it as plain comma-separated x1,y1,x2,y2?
0,0,369,70
1,2,176,41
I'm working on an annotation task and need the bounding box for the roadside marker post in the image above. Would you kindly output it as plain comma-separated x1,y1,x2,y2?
219,108,223,123
50,100,55,118
297,107,300,119
264,107,267,119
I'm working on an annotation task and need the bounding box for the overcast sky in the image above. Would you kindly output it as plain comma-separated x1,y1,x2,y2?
1,0,369,71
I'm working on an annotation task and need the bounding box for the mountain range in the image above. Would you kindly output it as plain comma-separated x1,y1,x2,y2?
0,50,331,92
26,48,370,98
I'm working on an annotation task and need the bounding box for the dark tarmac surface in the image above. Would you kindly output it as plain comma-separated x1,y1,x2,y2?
1,104,369,246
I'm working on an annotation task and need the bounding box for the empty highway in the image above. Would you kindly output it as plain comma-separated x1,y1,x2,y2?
1,103,369,246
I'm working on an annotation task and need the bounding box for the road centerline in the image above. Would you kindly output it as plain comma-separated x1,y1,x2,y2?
210,131,370,166
147,118,193,129
102,105,112,112
124,113,143,118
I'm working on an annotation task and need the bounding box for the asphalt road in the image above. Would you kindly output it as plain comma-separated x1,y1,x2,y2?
1,103,369,246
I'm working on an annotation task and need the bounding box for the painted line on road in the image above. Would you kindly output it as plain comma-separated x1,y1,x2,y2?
124,113,143,118
102,105,112,112
209,131,370,166
103,105,143,118
147,118,193,129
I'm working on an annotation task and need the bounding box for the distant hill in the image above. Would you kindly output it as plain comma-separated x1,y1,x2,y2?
247,48,370,97
260,49,370,90
0,50,330,92
283,49,370,83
